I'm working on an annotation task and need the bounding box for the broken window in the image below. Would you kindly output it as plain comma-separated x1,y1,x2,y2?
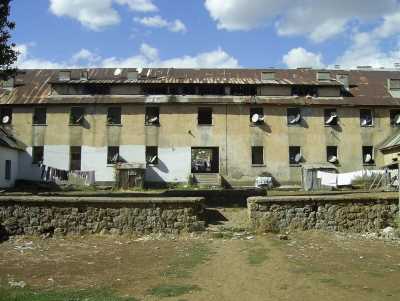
324,108,338,126
80,71,88,81
362,146,374,165
317,72,331,81
70,146,81,171
107,107,121,125
390,109,400,127
33,107,47,125
0,107,12,124
146,146,158,165
360,109,373,127
198,107,212,125
250,108,265,124
59,71,71,81
287,108,302,125
261,71,275,81
70,107,85,125
289,146,302,165
5,160,11,180
145,107,160,125
107,146,120,164
291,85,318,97
252,146,264,165
327,146,338,164
32,146,44,164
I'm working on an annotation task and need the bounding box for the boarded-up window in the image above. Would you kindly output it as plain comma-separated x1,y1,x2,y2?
360,109,373,127
324,108,338,126
59,71,71,81
289,146,302,165
327,146,338,163
0,108,12,124
70,146,81,171
32,146,44,164
70,107,85,125
362,146,374,165
252,146,264,165
33,107,47,125
107,146,120,164
261,72,275,81
5,160,11,180
145,107,160,125
146,146,158,165
390,79,400,90
287,108,302,125
107,107,121,125
198,107,212,125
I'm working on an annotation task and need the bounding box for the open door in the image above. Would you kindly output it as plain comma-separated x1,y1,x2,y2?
191,147,219,173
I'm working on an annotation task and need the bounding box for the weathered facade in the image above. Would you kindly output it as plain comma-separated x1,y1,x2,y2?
1,68,400,187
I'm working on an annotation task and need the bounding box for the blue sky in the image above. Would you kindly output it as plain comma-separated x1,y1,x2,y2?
10,0,400,69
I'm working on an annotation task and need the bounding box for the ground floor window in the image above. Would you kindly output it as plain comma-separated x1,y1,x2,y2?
5,160,11,180
289,146,302,165
32,146,44,164
251,146,264,165
362,146,374,165
70,146,81,171
107,146,120,164
191,147,219,173
146,146,158,165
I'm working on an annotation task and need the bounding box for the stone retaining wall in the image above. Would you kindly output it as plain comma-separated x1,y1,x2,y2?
0,196,205,237
248,194,399,233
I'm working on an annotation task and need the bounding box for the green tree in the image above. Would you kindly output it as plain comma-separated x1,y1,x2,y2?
0,0,17,80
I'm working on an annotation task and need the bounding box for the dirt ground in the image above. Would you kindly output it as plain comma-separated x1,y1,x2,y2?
1,220,400,301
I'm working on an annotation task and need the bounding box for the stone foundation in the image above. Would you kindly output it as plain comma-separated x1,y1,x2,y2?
0,196,205,237
248,194,399,233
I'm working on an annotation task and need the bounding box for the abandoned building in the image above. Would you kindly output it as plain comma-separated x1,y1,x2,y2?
1,67,400,187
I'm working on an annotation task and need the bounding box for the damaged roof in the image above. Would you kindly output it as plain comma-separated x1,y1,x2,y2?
1,68,400,106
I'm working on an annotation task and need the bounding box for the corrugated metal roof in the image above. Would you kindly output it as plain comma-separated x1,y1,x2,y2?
1,68,400,106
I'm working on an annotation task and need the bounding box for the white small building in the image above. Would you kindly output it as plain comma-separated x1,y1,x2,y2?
0,128,23,189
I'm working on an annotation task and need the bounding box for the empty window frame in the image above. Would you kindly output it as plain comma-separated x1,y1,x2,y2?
33,107,47,125
107,107,121,125
82,84,110,95
289,146,302,165
287,108,302,125
70,107,85,125
182,85,197,95
261,71,275,81
107,146,120,164
250,107,265,124
324,108,338,126
317,72,331,81
198,107,212,125
146,146,158,165
360,109,373,127
145,107,160,125
251,146,264,165
326,146,338,163
389,79,400,90
390,109,400,127
143,84,168,95
59,71,71,81
5,160,11,180
0,108,12,124
198,85,225,95
80,71,88,81
32,146,44,164
70,146,81,171
291,85,318,97
230,85,257,96
362,146,374,165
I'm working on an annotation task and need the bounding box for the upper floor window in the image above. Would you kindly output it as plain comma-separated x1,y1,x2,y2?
390,109,400,127
198,107,212,125
70,107,85,125
261,71,275,81
251,146,264,165
287,108,302,125
32,146,44,164
317,72,331,81
145,107,160,125
289,146,302,165
389,79,400,90
80,71,88,81
59,71,71,81
291,85,318,97
327,146,338,164
324,108,338,126
199,85,225,95
83,84,110,95
362,146,374,165
250,108,265,124
33,107,47,125
127,71,138,80
0,107,12,125
360,109,373,127
107,107,121,125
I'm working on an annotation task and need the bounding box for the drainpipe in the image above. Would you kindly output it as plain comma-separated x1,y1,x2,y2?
225,103,228,176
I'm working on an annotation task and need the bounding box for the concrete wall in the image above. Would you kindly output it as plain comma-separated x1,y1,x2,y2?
0,196,205,236
248,195,398,233
6,103,399,186
0,146,19,188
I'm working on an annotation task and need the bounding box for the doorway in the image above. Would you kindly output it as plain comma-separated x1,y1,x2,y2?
191,147,219,173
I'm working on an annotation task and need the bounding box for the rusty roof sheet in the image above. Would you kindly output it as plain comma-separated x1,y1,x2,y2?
1,68,400,106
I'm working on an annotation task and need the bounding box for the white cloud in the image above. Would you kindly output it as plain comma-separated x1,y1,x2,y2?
282,47,324,69
115,0,157,12
49,0,158,30
15,43,240,69
134,15,187,33
204,0,400,42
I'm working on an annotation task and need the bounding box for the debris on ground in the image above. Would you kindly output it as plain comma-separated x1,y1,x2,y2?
8,280,26,288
